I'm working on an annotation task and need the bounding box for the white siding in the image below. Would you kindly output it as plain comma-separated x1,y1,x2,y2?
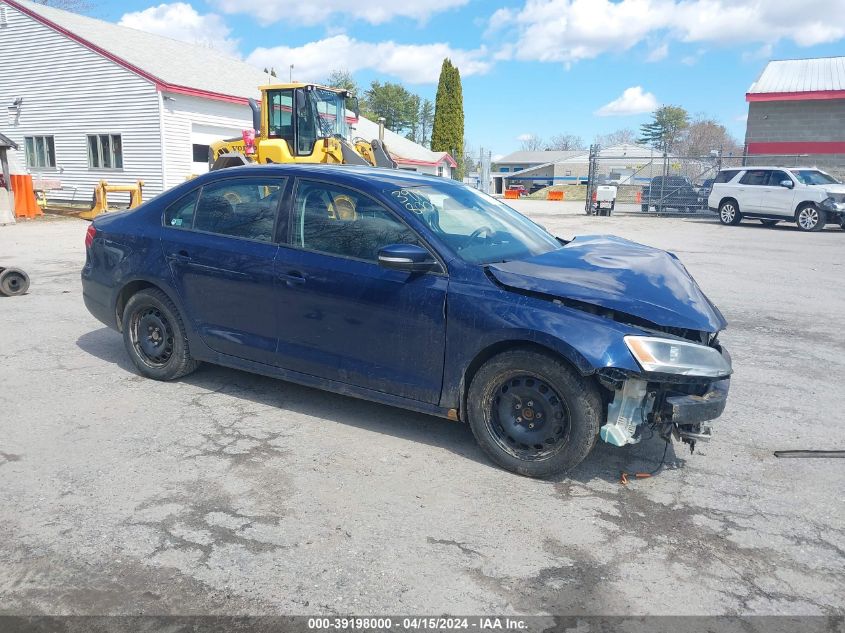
160,94,252,189
0,2,164,203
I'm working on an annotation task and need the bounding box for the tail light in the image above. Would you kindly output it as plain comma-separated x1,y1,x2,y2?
85,224,96,249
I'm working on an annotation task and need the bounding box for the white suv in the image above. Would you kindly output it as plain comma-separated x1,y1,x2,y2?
707,167,845,232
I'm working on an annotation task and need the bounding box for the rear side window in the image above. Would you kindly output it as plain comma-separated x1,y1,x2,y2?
164,190,199,228
739,170,770,186
193,177,286,242
714,170,740,184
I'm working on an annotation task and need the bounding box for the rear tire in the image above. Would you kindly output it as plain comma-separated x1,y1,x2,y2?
467,349,602,478
796,204,826,232
719,200,742,225
0,268,30,296
122,288,200,381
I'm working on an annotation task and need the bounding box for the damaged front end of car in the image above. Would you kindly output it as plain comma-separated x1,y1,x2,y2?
596,335,731,453
486,235,733,454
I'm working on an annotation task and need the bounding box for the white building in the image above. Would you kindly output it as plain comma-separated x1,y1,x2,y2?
0,0,451,204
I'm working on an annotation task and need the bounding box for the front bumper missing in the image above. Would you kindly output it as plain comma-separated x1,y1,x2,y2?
598,372,731,448
664,378,729,426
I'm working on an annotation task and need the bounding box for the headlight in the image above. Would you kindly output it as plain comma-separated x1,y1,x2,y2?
624,336,732,378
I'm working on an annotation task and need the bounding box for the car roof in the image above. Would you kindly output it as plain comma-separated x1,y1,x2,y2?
194,163,460,191
718,166,824,171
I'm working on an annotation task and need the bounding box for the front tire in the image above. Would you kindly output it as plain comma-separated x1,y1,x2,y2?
719,200,742,225
122,288,200,381
467,350,602,478
796,204,826,232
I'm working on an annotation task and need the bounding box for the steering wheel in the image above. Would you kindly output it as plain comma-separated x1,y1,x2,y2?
458,226,493,250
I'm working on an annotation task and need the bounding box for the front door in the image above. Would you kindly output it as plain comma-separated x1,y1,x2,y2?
273,179,448,404
759,169,796,217
161,176,287,365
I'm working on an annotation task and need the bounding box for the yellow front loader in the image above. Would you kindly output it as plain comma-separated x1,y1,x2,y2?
209,83,396,171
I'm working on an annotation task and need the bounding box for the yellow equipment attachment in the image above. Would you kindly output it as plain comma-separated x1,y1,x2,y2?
79,180,144,220
209,83,395,171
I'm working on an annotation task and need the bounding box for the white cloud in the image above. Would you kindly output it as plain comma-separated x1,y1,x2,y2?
212,0,468,25
119,3,240,57
246,35,490,84
491,0,845,65
595,86,658,116
742,43,774,62
646,43,668,62
516,133,534,141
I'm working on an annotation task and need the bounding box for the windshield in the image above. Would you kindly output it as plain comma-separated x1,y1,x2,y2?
308,88,348,139
390,184,562,264
791,170,839,186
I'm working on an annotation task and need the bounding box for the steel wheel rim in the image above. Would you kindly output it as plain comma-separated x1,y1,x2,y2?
487,374,571,462
720,205,735,223
130,306,175,368
799,207,818,230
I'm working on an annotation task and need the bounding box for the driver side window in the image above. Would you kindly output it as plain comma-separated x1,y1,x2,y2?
290,181,420,262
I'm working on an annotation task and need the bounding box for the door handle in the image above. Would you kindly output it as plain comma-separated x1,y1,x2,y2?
168,250,193,264
278,270,306,286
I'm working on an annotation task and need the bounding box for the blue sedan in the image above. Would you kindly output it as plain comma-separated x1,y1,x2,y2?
82,165,731,478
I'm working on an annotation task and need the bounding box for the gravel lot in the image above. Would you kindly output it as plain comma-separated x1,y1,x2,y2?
1,202,843,616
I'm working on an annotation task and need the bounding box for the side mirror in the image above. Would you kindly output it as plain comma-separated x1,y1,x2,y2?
378,244,438,273
780,179,794,189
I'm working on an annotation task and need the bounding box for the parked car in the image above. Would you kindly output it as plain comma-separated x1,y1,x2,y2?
507,184,527,197
708,167,845,231
697,178,715,206
641,176,701,212
82,165,732,478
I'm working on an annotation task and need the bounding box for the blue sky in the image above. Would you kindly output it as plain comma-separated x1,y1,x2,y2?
98,0,845,158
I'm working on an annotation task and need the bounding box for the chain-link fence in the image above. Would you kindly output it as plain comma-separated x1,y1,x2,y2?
583,146,824,215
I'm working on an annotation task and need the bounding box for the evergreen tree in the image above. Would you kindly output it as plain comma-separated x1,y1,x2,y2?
363,81,419,136
431,59,465,179
639,106,689,153
418,99,434,148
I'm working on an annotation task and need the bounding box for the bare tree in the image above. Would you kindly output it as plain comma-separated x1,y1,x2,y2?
519,134,545,152
547,134,585,151
32,0,93,11
594,128,638,147
678,115,742,157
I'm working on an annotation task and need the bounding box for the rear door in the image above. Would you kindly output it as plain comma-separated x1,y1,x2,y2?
759,169,796,217
161,176,287,365
273,178,448,404
736,169,769,213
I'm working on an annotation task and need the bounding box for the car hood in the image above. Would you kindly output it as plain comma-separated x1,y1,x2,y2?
815,184,845,194
488,235,727,332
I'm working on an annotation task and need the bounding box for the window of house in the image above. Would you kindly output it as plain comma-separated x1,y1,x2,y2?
87,134,123,169
24,136,56,168
290,180,419,262
192,144,210,163
192,177,285,242
437,166,444,177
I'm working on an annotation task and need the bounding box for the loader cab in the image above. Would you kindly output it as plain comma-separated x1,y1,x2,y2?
262,84,359,158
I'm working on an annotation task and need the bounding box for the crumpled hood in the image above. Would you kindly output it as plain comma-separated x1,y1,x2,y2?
488,235,727,332
814,183,845,195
